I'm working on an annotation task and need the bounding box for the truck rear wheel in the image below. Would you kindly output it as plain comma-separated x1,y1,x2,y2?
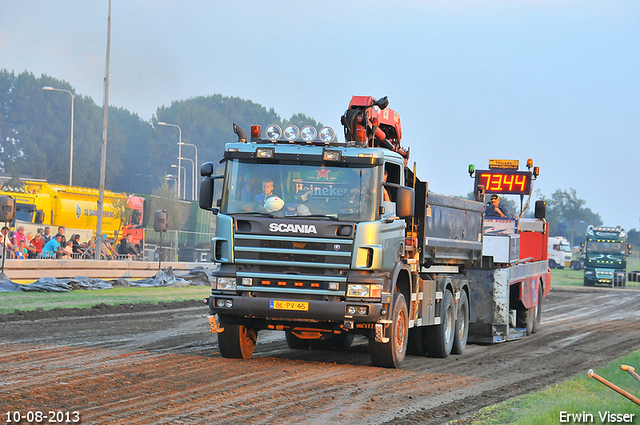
407,327,427,356
451,290,468,355
532,280,543,334
425,289,455,358
369,292,408,368
218,323,257,359
516,306,534,336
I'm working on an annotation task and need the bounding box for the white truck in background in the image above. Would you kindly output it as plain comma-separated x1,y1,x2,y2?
548,236,572,269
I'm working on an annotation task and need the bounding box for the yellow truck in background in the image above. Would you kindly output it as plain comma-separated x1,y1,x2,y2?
0,181,132,243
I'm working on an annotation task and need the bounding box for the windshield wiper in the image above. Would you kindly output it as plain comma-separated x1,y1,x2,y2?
231,211,277,218
296,214,342,221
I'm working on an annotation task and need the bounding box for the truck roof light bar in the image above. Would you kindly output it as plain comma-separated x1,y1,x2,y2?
283,125,300,142
301,126,317,143
266,125,282,141
319,127,336,144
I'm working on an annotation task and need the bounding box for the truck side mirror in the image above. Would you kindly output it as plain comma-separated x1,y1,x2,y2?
199,178,216,212
200,161,214,177
534,200,546,219
35,210,45,224
0,196,15,222
154,210,167,233
199,175,223,213
395,186,415,219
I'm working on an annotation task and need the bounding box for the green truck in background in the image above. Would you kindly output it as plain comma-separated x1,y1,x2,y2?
582,225,631,286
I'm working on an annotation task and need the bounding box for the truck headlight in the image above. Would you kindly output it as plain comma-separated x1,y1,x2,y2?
585,270,594,276
216,277,237,291
346,284,382,298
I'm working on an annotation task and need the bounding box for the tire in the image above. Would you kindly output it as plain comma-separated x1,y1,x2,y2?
425,289,455,358
285,331,310,350
451,290,469,355
218,323,257,359
549,259,557,269
407,327,427,356
531,280,543,334
333,333,355,349
369,293,408,368
516,305,534,336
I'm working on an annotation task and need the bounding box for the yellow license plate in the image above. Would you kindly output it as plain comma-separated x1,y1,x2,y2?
270,300,309,311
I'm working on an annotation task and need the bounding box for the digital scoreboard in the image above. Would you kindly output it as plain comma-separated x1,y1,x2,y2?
474,170,532,195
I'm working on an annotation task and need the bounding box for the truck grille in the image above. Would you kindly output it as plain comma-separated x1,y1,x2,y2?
234,234,353,294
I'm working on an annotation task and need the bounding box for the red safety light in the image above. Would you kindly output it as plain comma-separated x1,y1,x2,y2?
533,166,539,178
526,158,533,169
356,127,367,143
251,125,261,140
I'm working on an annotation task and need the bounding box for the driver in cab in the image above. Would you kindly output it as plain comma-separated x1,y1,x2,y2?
485,194,509,218
254,179,276,202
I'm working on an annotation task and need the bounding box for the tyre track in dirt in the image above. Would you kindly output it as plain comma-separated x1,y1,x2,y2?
1,287,639,424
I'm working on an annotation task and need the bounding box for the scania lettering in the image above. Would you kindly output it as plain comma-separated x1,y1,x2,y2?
269,223,318,234
199,96,550,368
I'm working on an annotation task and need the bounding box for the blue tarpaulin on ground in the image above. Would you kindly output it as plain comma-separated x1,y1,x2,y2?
0,266,212,293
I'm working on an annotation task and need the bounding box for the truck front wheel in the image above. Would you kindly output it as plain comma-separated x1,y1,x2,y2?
218,323,257,359
369,292,408,368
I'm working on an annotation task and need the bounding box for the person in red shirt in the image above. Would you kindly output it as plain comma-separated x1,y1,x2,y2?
28,233,44,259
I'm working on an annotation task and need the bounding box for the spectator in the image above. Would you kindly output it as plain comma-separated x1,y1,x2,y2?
70,234,83,255
54,226,67,247
40,234,63,259
19,240,29,258
12,226,27,247
118,234,141,259
28,233,43,259
62,241,74,259
26,232,34,244
12,245,24,259
1,226,14,254
41,227,52,244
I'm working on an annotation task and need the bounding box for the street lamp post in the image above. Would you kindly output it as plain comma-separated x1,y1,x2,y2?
179,142,198,201
177,156,195,201
171,164,187,199
165,174,178,197
157,122,182,199
42,86,75,185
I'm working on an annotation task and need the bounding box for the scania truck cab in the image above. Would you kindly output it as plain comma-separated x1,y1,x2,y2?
582,225,631,286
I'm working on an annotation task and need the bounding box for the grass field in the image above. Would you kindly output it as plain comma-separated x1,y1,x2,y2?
0,286,211,314
464,350,640,424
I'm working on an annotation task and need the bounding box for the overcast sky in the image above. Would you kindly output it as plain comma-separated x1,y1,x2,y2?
2,1,639,231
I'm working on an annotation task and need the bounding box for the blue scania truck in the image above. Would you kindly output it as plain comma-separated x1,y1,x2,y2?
198,96,551,368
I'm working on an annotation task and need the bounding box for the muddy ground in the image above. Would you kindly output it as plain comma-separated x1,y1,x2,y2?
1,287,639,424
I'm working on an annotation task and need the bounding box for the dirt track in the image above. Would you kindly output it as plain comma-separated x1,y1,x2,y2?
1,287,639,424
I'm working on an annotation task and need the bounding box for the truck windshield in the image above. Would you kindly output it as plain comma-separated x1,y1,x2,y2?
586,242,626,255
558,243,571,253
221,159,378,221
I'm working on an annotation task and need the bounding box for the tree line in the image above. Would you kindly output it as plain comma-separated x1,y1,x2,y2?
0,70,322,197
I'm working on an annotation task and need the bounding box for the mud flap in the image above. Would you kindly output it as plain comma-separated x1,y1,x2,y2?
208,315,224,333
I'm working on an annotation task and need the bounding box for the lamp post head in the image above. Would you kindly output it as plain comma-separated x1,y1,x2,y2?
42,86,54,91
157,121,167,125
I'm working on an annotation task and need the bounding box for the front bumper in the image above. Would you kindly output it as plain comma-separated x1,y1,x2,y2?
207,293,384,324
